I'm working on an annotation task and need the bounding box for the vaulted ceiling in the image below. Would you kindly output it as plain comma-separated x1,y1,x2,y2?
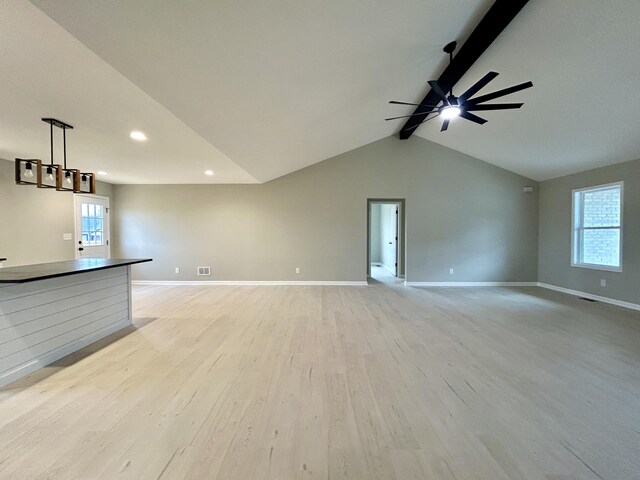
1,1,639,184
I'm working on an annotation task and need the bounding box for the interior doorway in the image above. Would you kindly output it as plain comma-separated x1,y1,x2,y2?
367,199,405,283
74,194,111,259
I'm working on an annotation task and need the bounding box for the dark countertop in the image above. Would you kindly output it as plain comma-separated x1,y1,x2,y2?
0,258,152,283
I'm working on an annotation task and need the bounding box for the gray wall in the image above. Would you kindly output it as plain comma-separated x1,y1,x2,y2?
114,136,539,282
369,203,381,264
539,158,640,304
0,159,114,267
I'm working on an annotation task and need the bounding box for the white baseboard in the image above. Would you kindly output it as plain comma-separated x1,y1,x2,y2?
537,283,640,312
404,281,538,287
0,318,131,389
132,280,368,286
131,280,639,311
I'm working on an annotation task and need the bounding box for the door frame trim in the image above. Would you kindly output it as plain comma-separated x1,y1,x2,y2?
367,198,406,279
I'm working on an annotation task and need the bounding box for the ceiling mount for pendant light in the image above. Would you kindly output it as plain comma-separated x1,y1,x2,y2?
14,118,96,194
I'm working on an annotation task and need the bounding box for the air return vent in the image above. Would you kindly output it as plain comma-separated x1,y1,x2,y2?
579,297,597,303
197,266,211,276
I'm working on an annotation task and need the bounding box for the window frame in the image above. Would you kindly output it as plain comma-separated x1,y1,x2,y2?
571,181,624,272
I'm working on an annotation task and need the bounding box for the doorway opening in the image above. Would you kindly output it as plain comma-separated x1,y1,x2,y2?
74,194,111,259
367,199,405,284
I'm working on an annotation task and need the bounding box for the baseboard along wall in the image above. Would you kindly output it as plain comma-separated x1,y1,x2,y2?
404,281,640,312
537,283,640,312
132,280,368,286
132,280,640,312
404,282,538,287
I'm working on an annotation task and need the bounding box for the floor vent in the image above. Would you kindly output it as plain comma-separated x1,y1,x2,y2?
197,266,211,276
579,297,597,302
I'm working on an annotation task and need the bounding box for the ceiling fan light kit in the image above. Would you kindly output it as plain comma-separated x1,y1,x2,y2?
441,106,461,120
388,41,533,132
14,118,96,194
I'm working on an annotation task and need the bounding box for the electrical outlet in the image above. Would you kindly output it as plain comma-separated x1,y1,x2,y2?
449,268,454,275
295,267,301,274
63,233,72,241
175,267,180,274
600,279,606,287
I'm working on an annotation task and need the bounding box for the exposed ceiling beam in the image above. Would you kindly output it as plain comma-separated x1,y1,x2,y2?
399,0,530,139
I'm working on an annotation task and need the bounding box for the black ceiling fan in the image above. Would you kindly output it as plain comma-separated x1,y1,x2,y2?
388,41,533,132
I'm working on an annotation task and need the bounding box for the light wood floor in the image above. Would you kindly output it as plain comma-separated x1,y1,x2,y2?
1,283,639,479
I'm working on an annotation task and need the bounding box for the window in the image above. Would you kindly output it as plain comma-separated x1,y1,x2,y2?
81,203,104,246
572,182,623,271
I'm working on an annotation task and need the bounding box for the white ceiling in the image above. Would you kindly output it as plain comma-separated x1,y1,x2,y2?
414,0,640,180
24,0,492,183
0,1,256,184
2,0,638,184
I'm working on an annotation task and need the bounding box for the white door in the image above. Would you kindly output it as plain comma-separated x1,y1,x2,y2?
74,195,110,259
380,204,398,276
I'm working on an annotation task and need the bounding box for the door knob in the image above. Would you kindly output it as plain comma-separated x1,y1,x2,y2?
78,247,84,251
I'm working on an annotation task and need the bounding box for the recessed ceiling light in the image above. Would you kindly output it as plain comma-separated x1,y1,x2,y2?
204,170,214,176
97,171,108,176
130,131,147,141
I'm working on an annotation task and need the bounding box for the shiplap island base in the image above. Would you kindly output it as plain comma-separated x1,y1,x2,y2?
0,258,151,387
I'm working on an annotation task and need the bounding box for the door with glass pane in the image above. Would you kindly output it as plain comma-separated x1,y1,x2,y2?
74,195,110,259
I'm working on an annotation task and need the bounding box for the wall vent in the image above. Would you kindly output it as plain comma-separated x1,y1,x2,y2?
197,266,211,276
579,297,597,303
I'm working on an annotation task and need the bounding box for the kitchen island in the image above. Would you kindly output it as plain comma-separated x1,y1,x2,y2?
0,258,151,387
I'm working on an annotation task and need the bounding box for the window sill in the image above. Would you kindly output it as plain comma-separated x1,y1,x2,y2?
571,262,622,273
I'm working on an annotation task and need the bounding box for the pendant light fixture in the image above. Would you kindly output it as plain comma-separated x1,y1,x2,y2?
14,118,96,194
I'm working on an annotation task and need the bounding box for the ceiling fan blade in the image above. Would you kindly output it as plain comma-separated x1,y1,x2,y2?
406,113,441,131
465,103,524,111
440,119,450,132
389,100,440,107
385,112,439,121
428,81,450,106
458,71,499,103
460,111,488,125
467,81,533,105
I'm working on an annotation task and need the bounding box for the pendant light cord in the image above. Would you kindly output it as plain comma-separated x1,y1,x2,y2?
50,122,54,166
63,126,67,170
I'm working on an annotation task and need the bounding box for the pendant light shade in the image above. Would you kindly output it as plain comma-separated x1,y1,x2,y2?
75,172,96,194
37,163,62,189
15,158,42,185
58,168,80,192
